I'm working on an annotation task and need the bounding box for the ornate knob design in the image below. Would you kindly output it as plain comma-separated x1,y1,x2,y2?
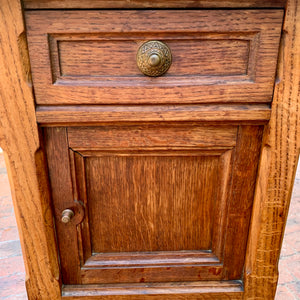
136,41,172,77
61,209,74,224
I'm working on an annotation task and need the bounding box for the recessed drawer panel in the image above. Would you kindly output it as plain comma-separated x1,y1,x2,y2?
25,10,283,105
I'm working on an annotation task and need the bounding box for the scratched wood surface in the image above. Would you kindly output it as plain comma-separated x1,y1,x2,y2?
243,0,300,299
0,0,61,299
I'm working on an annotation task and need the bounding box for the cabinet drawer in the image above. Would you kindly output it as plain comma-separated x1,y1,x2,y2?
25,9,283,105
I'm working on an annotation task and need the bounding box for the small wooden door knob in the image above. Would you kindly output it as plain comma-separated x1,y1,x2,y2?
136,41,172,77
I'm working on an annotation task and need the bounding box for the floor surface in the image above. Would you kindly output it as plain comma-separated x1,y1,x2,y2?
0,153,299,299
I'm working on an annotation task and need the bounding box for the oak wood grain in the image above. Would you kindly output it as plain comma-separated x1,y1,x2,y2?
44,127,83,285
1,0,298,299
63,125,236,284
243,0,300,298
44,124,263,285
222,126,263,279
85,251,219,267
35,104,271,126
25,10,283,105
23,0,286,9
71,147,228,284
62,281,243,299
67,125,237,150
86,155,218,252
57,39,250,77
0,0,61,299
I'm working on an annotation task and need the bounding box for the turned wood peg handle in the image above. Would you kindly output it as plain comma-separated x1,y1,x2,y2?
61,209,74,224
136,40,172,77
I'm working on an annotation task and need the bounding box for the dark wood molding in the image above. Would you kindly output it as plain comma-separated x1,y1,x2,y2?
23,0,287,9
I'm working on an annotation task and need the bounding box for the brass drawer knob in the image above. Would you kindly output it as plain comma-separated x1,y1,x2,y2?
136,41,172,77
61,209,74,224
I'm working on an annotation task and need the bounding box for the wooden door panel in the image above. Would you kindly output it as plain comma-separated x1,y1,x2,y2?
86,155,218,252
44,124,262,285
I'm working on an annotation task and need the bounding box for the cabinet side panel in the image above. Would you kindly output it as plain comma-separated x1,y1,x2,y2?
0,0,61,299
244,0,300,298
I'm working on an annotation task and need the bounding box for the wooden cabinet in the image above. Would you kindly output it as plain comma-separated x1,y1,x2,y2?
0,0,299,299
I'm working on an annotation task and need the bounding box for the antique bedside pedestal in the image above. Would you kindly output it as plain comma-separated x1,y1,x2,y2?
0,0,299,299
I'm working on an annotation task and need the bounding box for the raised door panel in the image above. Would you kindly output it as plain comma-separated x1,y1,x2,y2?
44,124,262,285
86,155,217,252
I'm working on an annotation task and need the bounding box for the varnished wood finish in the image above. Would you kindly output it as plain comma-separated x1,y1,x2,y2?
1,0,299,299
44,127,82,284
244,0,300,298
0,0,61,298
25,10,283,105
222,126,263,279
67,125,237,150
36,104,271,125
23,0,286,9
86,155,217,252
57,38,248,77
62,281,243,299
44,124,263,285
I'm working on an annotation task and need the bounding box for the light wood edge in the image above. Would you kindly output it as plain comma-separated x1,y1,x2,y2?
62,281,243,299
244,0,300,299
0,0,61,299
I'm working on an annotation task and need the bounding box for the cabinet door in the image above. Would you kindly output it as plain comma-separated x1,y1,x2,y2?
44,124,262,285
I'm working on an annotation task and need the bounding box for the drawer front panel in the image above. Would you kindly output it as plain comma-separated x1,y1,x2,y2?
57,38,250,78
26,10,283,105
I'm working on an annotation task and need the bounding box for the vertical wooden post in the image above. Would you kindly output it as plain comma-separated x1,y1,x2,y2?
244,0,300,298
0,0,61,299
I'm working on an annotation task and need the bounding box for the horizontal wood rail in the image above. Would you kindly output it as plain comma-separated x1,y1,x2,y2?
62,281,243,299
36,104,271,125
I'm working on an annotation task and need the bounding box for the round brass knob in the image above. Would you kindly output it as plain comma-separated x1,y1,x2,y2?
61,209,74,224
136,41,172,77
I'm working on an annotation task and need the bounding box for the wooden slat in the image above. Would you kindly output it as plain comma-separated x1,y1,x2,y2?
62,281,243,299
67,125,237,150
244,0,300,298
84,251,220,267
44,127,82,285
36,104,271,125
80,266,224,284
23,0,286,9
222,126,263,279
0,0,61,299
